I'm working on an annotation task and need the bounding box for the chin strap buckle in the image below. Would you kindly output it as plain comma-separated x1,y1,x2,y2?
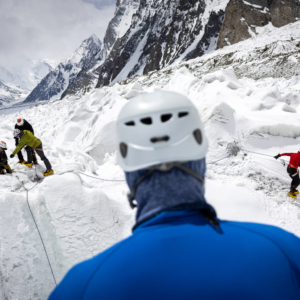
127,192,137,208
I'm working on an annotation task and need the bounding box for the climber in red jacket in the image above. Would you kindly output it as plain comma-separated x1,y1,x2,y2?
274,152,300,198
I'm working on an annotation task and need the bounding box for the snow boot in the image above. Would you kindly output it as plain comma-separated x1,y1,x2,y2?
293,190,299,194
3,164,13,173
18,160,26,164
44,169,54,176
288,192,297,199
24,162,33,168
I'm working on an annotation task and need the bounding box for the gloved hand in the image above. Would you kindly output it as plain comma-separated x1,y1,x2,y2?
274,154,280,160
10,154,14,158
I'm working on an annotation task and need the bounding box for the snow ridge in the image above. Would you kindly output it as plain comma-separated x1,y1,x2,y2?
24,35,103,103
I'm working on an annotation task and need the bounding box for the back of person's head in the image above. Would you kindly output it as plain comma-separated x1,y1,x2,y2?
0,141,7,150
16,118,24,126
116,90,208,171
13,129,23,138
116,91,215,227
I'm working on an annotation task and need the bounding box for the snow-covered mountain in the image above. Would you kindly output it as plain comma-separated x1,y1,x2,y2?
24,34,103,103
95,0,228,87
1,17,300,300
0,80,25,106
0,60,55,91
60,0,140,99
0,60,54,106
24,0,300,103
23,0,227,102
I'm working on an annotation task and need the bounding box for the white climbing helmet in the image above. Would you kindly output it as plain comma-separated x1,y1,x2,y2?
17,118,24,126
13,129,21,138
116,90,209,171
0,141,7,149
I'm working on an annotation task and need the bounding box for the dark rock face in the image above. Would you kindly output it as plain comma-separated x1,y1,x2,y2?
102,0,140,58
24,65,66,102
96,0,226,87
185,10,225,60
271,0,300,27
24,35,102,103
60,71,98,99
217,0,300,49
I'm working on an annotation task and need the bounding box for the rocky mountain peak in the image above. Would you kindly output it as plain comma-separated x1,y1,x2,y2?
67,34,102,70
102,0,140,58
95,0,228,88
23,0,300,104
24,34,103,103
217,0,300,49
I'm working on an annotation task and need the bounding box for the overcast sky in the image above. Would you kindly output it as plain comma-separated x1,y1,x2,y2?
0,0,116,68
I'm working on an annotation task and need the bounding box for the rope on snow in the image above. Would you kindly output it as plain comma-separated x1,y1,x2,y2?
226,141,288,166
78,172,125,182
15,174,57,287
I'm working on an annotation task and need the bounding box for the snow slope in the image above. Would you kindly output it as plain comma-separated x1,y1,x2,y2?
0,20,300,300
0,65,300,298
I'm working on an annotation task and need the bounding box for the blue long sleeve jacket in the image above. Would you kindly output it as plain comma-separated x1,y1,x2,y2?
49,210,300,300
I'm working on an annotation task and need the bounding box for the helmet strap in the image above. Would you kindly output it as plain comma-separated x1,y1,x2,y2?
127,162,205,209
127,169,155,208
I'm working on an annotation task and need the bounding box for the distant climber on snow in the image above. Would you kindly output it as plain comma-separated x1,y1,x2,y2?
274,151,300,199
11,129,54,176
49,91,300,300
15,118,38,165
0,141,13,174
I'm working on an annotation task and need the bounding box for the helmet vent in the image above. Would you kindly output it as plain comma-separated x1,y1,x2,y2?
161,114,172,122
125,121,135,126
140,117,152,125
120,143,128,158
178,112,189,118
150,136,170,143
193,129,202,145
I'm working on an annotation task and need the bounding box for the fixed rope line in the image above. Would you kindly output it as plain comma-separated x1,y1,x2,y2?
207,155,231,165
78,171,125,182
238,148,274,158
16,176,57,287
238,147,289,165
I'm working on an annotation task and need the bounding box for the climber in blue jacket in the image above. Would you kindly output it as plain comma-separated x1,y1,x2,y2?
49,91,300,300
